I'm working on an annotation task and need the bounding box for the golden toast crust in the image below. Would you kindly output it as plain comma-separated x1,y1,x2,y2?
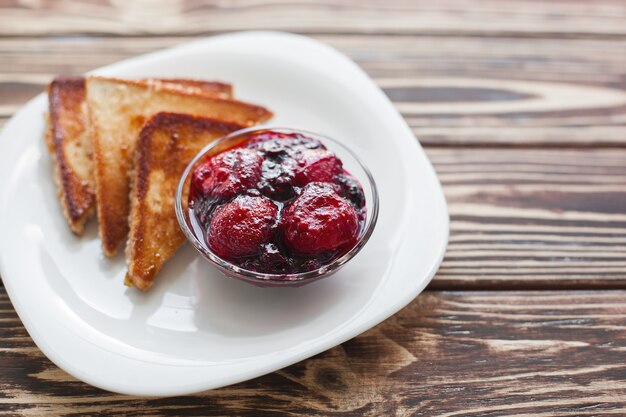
87,76,272,256
47,76,94,235
147,79,233,98
46,76,233,235
126,112,245,290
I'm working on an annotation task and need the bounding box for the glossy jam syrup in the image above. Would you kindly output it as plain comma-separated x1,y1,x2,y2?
188,130,366,275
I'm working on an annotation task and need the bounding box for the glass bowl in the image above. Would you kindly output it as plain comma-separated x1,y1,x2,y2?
174,126,379,287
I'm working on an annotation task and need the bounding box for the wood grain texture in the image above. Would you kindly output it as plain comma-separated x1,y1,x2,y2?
3,289,626,416
1,35,625,146
429,148,626,289
1,0,626,37
3,34,626,85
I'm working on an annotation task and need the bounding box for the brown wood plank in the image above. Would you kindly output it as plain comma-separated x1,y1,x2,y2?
429,147,626,289
1,35,626,146
1,0,626,37
2,35,626,86
3,288,626,415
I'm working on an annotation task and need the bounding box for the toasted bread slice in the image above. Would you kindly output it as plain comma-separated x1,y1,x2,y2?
46,76,233,235
86,76,272,256
126,113,245,290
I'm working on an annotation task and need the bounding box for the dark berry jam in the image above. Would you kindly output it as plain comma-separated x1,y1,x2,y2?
188,130,366,275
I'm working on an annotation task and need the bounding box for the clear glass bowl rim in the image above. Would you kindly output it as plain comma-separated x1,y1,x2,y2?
174,126,379,284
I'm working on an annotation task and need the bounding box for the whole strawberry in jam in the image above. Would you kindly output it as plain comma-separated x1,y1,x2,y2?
190,148,262,201
294,149,343,186
189,130,367,275
282,182,359,255
208,195,278,259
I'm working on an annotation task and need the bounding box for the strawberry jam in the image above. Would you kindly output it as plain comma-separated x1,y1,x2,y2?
189,130,366,275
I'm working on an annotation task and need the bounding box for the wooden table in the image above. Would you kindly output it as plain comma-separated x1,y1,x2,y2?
2,1,626,415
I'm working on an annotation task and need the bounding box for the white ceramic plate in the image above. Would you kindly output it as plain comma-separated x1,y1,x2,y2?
0,32,448,396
